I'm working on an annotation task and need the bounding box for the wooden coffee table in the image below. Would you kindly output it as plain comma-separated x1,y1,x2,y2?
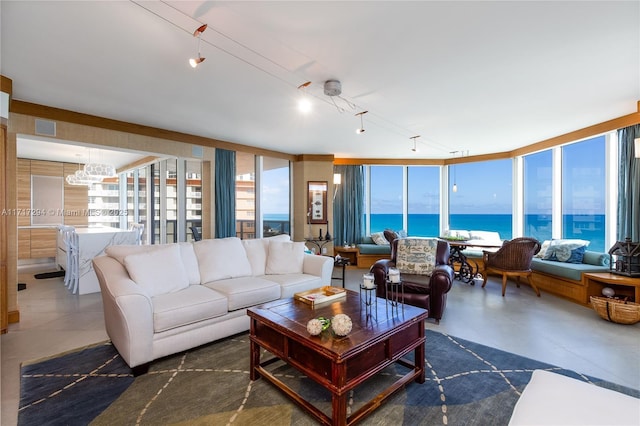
247,290,428,426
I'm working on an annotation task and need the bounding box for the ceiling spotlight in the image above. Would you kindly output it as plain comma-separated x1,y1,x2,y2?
189,23,207,68
410,135,421,152
355,111,368,134
297,81,312,114
189,56,205,68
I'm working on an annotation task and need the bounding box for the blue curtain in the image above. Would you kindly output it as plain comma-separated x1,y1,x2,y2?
333,165,364,246
215,148,236,238
617,125,640,242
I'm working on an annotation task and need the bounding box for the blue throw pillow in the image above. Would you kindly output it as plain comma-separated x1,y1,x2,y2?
544,244,587,264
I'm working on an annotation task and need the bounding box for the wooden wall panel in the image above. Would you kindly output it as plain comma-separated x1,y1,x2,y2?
16,159,31,227
63,163,88,227
30,160,63,177
17,229,31,259
30,228,57,258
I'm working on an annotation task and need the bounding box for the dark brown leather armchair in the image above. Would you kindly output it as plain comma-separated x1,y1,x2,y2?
370,238,454,323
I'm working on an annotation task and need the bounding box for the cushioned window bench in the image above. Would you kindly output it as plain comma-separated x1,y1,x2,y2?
465,248,611,305
528,251,611,305
356,236,391,269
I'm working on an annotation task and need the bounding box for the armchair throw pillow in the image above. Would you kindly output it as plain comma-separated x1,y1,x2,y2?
395,238,439,275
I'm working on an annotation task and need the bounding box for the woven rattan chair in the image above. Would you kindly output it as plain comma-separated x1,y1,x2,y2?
481,237,542,297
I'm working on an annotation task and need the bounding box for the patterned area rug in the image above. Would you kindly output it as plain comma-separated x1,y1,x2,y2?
19,330,639,425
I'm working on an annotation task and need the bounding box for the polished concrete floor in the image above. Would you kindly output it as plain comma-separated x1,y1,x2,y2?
2,263,639,425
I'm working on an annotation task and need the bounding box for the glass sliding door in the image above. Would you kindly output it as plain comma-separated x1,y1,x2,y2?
186,160,202,242
236,152,256,239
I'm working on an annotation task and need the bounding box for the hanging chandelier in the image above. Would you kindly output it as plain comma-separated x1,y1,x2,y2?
83,162,116,178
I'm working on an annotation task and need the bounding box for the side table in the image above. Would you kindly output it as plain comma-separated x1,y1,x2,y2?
584,272,640,303
334,245,359,265
332,256,350,288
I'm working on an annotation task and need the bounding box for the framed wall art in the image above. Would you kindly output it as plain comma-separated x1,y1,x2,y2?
307,181,328,224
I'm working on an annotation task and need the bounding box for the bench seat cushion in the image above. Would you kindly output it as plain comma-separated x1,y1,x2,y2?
357,243,391,255
152,285,228,333
531,259,609,281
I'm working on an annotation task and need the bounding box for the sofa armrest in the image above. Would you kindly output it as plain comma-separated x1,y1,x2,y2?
92,255,154,368
302,254,334,285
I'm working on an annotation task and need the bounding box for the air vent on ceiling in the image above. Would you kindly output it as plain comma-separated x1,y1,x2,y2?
35,119,56,137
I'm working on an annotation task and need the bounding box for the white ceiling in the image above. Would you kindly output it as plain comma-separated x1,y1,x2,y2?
2,1,638,162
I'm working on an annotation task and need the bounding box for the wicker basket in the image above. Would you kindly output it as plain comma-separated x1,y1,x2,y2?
590,296,640,325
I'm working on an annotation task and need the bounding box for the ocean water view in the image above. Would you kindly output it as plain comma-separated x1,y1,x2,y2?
369,214,606,252
264,213,607,252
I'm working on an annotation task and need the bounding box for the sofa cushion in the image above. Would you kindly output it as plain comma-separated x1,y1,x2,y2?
266,241,306,274
396,238,439,275
204,276,280,311
264,273,323,298
194,237,252,282
123,244,189,297
242,238,270,276
177,242,201,285
152,285,228,333
105,243,201,285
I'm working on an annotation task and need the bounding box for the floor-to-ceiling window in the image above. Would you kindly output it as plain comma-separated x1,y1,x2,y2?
524,150,553,242
408,166,440,236
449,159,513,239
369,165,403,233
185,160,202,242
236,152,256,239
262,157,290,237
562,136,606,252
88,176,120,228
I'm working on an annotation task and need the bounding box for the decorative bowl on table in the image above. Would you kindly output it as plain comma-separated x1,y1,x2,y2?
440,236,468,242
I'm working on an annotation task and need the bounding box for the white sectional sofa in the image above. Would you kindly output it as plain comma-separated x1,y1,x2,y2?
92,235,334,372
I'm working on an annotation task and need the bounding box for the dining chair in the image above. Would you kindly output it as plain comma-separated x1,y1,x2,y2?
129,223,145,245
481,237,542,297
59,225,79,294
